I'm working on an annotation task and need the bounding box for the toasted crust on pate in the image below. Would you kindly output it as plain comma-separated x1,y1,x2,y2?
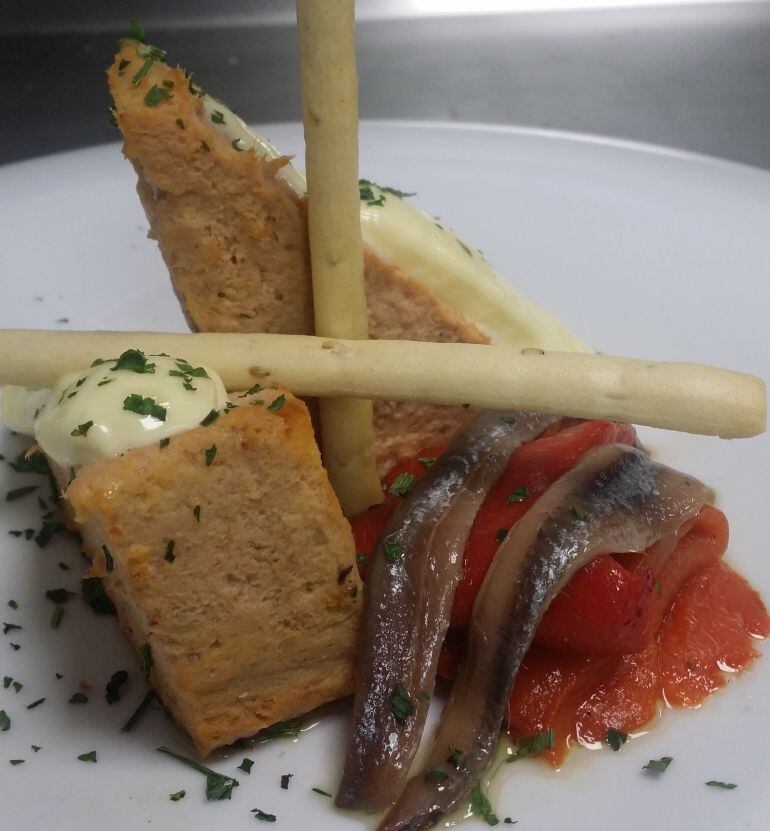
63,394,360,755
108,42,487,472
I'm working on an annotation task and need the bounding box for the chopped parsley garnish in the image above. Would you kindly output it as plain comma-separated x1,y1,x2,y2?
447,744,466,770
9,644,20,651
50,606,64,629
507,729,555,763
82,577,116,615
606,728,629,751
200,409,219,427
6,485,38,503
77,751,97,763
241,383,262,397
211,110,225,124
128,17,145,42
280,773,293,790
238,758,254,774
418,457,435,467
705,780,737,789
112,349,156,374
391,685,414,724
259,717,302,739
9,759,24,766
425,766,449,783
572,506,588,521
8,450,49,475
643,756,673,773
2,677,10,688
27,698,46,710
358,179,415,206
121,689,155,732
2,623,22,634
267,394,286,413
118,58,131,72
97,377,115,386
175,360,209,378
501,415,517,425
45,588,75,604
311,787,333,798
102,545,114,573
389,473,417,497
12,681,22,693
205,444,217,466
0,711,10,732
470,781,499,826
69,692,88,704
251,809,277,822
193,504,201,522
169,790,186,801
506,486,529,504
138,644,153,678
31,745,41,752
70,421,94,437
144,84,172,107
383,538,403,563
164,540,176,563
105,670,128,704
159,437,171,449
58,562,70,571
157,746,239,800
123,394,166,421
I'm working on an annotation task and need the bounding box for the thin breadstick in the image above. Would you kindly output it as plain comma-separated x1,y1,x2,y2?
0,330,764,439
297,0,382,515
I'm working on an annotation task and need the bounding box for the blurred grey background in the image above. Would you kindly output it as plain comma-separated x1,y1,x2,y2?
2,0,769,168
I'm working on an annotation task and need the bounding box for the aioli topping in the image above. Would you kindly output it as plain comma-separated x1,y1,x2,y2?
27,351,227,468
199,105,588,353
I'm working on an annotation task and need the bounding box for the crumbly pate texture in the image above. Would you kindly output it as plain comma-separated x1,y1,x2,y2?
108,41,489,474
62,393,361,755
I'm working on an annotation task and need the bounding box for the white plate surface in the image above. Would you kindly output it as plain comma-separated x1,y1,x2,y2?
0,122,769,831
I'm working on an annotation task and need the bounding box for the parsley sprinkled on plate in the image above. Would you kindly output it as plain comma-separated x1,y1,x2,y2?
0,711,10,732
77,751,97,763
259,717,303,739
105,670,128,704
606,728,629,751
251,808,277,822
157,746,239,800
506,729,555,762
169,790,186,801
706,780,737,789
267,394,286,413
6,485,38,503
238,758,254,774
280,773,293,789
205,444,217,466
69,692,88,704
470,780,499,826
643,756,673,774
312,787,333,798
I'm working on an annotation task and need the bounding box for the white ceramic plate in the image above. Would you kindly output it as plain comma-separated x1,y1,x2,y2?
0,123,768,831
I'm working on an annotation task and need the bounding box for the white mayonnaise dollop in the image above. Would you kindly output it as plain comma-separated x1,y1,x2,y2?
200,98,589,353
7,351,228,469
